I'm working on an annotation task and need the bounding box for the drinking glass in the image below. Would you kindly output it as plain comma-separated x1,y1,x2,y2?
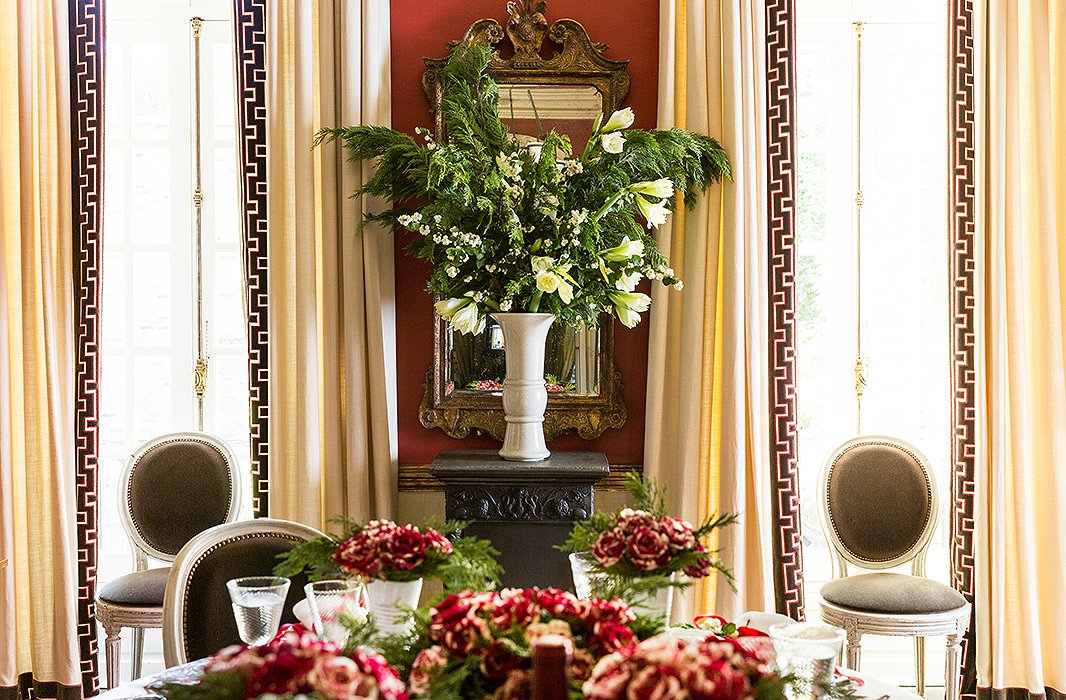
304,579,366,645
769,622,846,699
226,576,290,646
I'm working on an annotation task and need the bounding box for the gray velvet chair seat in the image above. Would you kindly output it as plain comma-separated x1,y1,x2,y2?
98,567,171,607
821,572,966,615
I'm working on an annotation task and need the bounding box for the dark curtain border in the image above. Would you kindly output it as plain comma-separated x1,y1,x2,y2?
234,0,270,517
70,0,105,696
950,0,978,695
765,0,806,620
0,675,83,700
979,690,1066,700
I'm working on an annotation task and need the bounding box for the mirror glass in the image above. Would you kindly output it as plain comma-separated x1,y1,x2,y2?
443,83,605,398
497,83,602,151
445,322,602,397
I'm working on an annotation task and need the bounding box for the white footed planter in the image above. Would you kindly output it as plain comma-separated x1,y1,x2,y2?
569,552,675,623
491,312,555,462
365,578,423,635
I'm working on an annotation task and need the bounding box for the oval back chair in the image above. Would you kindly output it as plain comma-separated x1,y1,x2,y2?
817,436,969,700
163,518,324,667
97,431,241,688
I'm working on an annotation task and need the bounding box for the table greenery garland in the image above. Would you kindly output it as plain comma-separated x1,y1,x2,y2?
314,44,730,334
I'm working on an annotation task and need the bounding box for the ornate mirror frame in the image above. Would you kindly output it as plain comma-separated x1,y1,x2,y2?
418,0,631,441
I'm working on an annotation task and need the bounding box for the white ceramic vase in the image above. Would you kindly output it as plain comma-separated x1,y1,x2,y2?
364,578,422,636
491,312,555,461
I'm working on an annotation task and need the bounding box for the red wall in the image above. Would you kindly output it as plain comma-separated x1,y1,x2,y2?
389,0,659,465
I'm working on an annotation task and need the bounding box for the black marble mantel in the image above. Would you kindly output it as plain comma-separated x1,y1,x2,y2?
430,450,609,590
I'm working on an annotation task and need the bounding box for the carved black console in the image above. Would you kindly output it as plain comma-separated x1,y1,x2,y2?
430,450,609,590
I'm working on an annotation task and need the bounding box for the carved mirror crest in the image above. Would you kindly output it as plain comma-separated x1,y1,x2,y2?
419,0,631,441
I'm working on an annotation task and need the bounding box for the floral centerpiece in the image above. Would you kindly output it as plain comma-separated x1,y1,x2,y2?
316,44,730,334
582,634,783,700
395,587,655,699
317,44,730,461
276,518,502,635
561,474,737,618
151,624,408,700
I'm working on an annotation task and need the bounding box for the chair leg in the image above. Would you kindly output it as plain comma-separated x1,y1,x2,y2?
844,623,862,670
945,634,963,700
102,622,122,690
915,637,926,696
131,627,145,680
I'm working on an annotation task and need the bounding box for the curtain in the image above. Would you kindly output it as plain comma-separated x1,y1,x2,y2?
972,0,1066,695
263,1,397,527
0,0,83,697
645,0,775,622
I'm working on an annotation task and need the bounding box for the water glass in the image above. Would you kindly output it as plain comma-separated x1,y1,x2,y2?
769,622,846,699
304,580,366,645
227,576,290,646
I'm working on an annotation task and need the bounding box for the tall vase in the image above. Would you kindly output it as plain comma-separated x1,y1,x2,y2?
364,578,423,636
491,312,555,461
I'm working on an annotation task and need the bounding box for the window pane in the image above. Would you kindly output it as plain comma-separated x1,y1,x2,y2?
132,251,172,346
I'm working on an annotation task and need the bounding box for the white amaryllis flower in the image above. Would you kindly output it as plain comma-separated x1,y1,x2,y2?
629,178,675,199
601,236,646,262
531,256,554,273
601,132,626,154
434,297,468,318
602,107,635,132
557,278,575,304
607,290,652,328
615,271,642,292
535,271,560,294
434,297,484,336
451,301,485,336
635,195,670,229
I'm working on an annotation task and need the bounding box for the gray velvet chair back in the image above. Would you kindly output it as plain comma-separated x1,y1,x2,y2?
162,519,325,667
818,436,938,576
121,432,242,564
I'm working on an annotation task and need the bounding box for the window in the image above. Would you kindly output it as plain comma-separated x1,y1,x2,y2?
100,0,246,677
795,0,949,684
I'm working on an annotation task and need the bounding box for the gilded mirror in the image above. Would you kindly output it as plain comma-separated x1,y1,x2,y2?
419,0,631,441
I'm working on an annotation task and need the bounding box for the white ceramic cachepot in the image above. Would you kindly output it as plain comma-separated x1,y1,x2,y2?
490,312,555,461
569,552,675,623
364,578,422,635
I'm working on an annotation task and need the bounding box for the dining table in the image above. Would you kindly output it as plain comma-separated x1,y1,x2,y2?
96,659,922,700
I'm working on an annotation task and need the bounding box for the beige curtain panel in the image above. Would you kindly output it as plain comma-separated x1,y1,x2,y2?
645,0,773,623
264,0,398,527
973,0,1066,694
0,0,83,696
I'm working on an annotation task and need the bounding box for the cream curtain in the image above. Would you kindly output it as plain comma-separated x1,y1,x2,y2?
645,0,773,622
265,1,397,527
973,0,1066,694
0,0,82,695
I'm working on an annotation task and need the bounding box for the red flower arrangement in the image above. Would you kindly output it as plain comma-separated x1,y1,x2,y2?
334,520,453,579
405,588,646,698
590,508,713,577
276,518,502,591
563,475,737,603
152,624,408,700
582,633,781,700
